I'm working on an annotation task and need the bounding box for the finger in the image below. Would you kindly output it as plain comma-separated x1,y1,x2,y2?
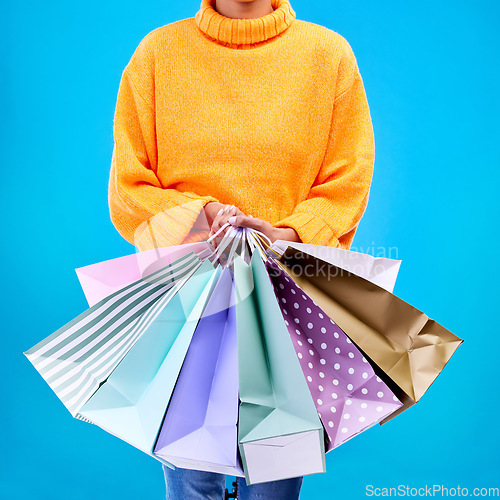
210,209,231,232
212,213,233,232
218,208,246,240
227,215,263,230
226,205,245,218
209,214,235,241
209,208,224,234
209,205,245,240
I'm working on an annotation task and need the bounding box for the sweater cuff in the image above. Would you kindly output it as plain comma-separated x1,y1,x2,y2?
134,195,219,251
273,212,341,248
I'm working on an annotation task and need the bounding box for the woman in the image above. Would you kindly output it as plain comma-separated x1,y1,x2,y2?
108,0,375,497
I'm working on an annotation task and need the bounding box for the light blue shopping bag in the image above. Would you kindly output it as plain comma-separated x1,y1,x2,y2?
78,259,220,459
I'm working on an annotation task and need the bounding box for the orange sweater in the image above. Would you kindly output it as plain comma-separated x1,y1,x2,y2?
108,0,375,252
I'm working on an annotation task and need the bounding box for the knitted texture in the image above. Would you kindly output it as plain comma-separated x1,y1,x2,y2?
108,0,375,251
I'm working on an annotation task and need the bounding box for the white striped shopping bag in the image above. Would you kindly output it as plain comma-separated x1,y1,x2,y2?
23,251,202,421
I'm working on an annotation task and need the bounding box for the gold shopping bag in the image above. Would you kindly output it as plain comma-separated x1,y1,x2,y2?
277,246,463,424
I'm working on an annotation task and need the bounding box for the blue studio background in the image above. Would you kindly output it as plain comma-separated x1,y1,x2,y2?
2,1,498,498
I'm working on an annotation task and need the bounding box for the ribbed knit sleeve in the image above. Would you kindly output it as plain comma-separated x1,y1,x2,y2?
272,42,375,250
108,38,219,251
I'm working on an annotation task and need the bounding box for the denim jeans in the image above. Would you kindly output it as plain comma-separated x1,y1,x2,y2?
162,464,303,500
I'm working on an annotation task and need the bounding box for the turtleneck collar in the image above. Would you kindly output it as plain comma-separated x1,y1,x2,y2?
194,0,296,48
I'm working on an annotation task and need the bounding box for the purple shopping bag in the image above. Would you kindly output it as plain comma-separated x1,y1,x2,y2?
265,259,402,451
153,266,243,476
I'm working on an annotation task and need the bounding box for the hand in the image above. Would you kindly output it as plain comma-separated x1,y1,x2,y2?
227,215,301,244
204,202,225,227
205,202,245,246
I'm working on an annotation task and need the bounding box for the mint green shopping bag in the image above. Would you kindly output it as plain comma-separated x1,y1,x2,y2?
78,259,221,459
234,253,326,485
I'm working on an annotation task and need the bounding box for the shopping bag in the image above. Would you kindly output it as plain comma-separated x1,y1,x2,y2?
76,241,210,307
265,258,402,450
277,247,464,422
25,226,421,481
24,252,201,418
77,259,220,455
153,266,243,476
234,253,326,485
270,240,401,293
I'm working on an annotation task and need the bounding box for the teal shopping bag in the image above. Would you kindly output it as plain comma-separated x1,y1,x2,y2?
234,253,326,485
78,259,221,457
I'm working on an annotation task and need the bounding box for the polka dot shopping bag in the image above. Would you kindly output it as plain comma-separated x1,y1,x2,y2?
265,257,402,451
273,244,464,423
